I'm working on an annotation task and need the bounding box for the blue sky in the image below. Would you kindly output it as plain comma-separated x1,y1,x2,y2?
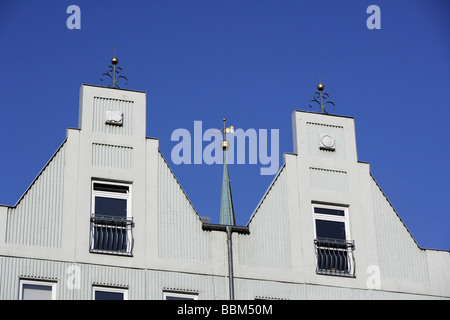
0,1,449,250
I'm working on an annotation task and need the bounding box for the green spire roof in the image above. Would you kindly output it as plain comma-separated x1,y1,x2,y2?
220,150,236,226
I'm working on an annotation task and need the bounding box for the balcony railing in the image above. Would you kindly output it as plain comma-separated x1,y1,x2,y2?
90,215,134,256
314,238,355,277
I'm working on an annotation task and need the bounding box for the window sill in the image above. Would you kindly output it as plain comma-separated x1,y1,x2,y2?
89,249,133,257
316,270,356,278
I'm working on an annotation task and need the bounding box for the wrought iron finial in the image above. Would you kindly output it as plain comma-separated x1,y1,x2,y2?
309,74,335,114
100,48,128,89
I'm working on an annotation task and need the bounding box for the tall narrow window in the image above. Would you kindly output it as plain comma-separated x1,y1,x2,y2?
312,204,355,277
90,181,134,255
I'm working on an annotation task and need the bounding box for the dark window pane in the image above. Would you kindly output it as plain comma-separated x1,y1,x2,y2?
315,219,346,241
22,284,52,300
314,207,345,216
95,197,127,218
95,290,124,300
94,183,128,193
165,296,195,300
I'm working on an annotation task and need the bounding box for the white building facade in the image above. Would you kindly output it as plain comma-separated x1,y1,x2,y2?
0,84,448,300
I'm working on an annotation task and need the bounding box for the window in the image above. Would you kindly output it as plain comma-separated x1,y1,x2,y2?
93,286,128,300
312,204,355,277
163,291,198,300
90,181,134,255
19,280,56,300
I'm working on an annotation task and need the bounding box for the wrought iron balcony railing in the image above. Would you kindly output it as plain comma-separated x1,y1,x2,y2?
314,238,355,277
89,214,134,256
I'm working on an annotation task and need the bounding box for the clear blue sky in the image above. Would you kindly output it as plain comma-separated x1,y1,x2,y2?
0,1,449,250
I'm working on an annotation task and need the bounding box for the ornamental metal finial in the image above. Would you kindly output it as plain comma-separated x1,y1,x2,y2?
100,47,128,89
309,73,335,114
212,118,235,151
220,118,234,151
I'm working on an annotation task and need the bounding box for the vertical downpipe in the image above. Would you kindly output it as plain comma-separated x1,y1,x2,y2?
226,226,234,300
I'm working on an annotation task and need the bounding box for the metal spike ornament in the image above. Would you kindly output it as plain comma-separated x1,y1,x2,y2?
309,77,335,114
100,49,128,89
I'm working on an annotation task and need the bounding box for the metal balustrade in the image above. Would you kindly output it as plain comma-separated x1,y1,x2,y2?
314,238,355,277
90,215,134,256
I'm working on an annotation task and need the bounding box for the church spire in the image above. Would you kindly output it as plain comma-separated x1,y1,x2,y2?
219,118,236,226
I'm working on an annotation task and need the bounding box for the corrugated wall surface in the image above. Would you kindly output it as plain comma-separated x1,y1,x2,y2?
92,97,133,136
0,256,67,299
302,282,438,300
155,270,227,300
234,278,439,300
0,256,228,300
157,153,212,262
370,176,430,284
92,143,132,169
239,166,291,269
235,277,302,300
5,142,66,248
0,256,443,300
310,167,348,193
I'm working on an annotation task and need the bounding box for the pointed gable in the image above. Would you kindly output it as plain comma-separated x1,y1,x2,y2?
157,152,212,263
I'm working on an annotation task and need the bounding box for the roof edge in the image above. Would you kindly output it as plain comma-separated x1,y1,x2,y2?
293,109,355,120
81,83,146,94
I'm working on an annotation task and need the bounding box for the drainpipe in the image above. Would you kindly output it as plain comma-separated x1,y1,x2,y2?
201,223,250,300
226,225,234,300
